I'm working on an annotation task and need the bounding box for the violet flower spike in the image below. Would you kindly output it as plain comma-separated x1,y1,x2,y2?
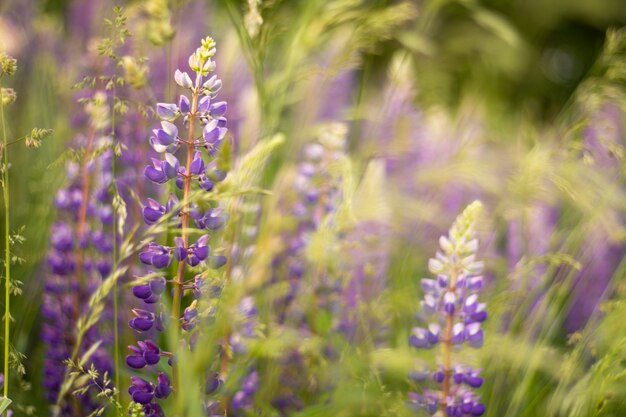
129,36,230,416
409,201,487,417
43,98,114,414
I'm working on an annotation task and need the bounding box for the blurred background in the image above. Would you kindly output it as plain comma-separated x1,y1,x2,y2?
1,0,626,416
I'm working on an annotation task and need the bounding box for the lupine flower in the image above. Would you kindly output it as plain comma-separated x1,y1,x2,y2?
249,123,350,414
126,340,162,369
129,372,171,405
271,123,347,324
129,309,158,332
42,116,114,414
409,201,487,417
128,36,229,416
132,276,167,304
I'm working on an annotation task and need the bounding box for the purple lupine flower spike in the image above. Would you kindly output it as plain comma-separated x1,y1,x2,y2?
129,36,230,415
43,97,115,414
409,201,486,417
271,123,347,324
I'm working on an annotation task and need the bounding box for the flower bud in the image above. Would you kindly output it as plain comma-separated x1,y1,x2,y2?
174,69,193,89
1,88,16,105
0,53,17,76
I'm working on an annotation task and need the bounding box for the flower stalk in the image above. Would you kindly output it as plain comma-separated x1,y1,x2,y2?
0,69,10,417
0,52,17,415
170,82,199,393
44,90,114,416
441,266,457,404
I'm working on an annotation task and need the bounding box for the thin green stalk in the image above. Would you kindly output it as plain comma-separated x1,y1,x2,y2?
441,266,458,408
110,86,121,412
3,135,26,147
171,85,199,414
0,75,10,411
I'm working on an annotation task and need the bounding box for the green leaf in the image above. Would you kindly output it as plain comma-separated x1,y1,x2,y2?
217,133,233,173
79,340,103,367
0,397,12,414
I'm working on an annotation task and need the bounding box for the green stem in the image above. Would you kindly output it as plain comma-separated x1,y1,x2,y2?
69,127,96,417
0,76,10,410
3,135,26,147
441,266,458,409
110,86,121,412
171,86,198,416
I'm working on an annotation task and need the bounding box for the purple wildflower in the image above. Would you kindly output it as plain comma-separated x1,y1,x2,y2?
271,123,347,324
409,201,487,417
42,99,114,413
128,36,229,415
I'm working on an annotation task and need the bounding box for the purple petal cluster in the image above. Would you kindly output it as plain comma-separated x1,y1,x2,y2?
231,369,259,414
128,373,171,414
409,201,486,417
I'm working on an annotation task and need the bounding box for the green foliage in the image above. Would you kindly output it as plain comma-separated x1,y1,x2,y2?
99,6,131,60
66,358,122,417
549,280,626,417
224,0,417,136
228,133,285,189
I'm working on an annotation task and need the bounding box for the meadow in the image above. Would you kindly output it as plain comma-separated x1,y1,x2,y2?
1,0,626,416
